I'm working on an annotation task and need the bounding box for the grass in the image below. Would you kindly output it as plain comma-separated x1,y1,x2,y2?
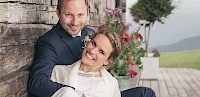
159,49,200,70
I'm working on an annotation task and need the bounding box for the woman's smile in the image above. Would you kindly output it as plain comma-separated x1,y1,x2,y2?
86,51,95,60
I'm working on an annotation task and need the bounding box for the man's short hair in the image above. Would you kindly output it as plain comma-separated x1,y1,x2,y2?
57,0,88,13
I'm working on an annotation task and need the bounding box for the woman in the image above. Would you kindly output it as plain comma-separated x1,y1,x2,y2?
51,29,122,97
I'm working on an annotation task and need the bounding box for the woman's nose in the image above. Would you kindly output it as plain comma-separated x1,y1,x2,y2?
90,47,98,54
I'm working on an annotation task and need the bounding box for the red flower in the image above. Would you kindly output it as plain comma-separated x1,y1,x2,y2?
98,24,106,30
136,33,143,41
120,33,131,42
129,62,135,66
129,69,138,78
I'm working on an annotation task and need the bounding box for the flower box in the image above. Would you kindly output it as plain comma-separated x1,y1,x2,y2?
116,64,141,91
116,71,141,91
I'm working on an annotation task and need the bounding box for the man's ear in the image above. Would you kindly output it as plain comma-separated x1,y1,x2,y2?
56,10,60,18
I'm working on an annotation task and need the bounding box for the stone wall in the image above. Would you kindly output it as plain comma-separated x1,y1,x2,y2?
0,23,51,97
0,0,121,96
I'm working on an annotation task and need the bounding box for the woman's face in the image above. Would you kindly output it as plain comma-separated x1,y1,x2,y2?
81,33,113,71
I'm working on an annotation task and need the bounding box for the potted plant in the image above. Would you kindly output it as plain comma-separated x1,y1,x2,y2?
99,8,144,90
130,0,175,79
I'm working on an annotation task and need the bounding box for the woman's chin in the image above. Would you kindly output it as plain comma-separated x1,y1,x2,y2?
81,58,90,65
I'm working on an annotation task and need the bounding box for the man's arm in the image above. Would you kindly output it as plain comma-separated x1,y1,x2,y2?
28,39,64,97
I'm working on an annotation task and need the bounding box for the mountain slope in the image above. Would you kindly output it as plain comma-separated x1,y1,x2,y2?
152,35,200,52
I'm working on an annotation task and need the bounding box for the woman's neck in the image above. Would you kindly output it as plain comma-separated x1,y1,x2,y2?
79,63,100,72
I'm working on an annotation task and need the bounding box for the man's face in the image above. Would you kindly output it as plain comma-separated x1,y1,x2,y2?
57,0,88,36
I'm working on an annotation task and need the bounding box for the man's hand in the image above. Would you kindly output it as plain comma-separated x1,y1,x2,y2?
82,94,86,97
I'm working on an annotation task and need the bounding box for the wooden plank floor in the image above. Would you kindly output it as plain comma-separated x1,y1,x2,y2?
138,68,200,97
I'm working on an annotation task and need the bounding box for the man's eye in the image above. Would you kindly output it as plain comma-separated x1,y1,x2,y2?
65,14,72,17
78,14,84,17
91,40,96,46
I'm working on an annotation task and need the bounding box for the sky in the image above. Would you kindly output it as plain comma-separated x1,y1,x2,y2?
126,0,200,48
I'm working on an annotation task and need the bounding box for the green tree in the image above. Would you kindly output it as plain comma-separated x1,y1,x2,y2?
130,0,175,57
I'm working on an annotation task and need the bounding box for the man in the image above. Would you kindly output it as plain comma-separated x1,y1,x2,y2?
28,0,93,97
28,0,156,97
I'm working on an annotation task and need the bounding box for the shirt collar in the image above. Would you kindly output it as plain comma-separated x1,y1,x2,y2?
71,31,82,37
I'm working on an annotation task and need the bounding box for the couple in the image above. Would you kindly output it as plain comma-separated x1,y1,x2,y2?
28,0,156,97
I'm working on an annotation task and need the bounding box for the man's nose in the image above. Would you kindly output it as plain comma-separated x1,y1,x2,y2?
71,16,79,26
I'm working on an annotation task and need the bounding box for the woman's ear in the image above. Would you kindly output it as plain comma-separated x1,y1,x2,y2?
103,59,114,69
103,58,114,67
103,61,109,66
108,58,114,65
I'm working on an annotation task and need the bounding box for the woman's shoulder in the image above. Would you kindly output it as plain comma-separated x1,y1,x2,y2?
101,68,118,82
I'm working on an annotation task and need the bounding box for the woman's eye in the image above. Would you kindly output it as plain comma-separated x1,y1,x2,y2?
99,50,105,55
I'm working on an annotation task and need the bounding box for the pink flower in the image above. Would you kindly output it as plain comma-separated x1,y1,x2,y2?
129,69,138,78
104,8,114,14
114,8,122,14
